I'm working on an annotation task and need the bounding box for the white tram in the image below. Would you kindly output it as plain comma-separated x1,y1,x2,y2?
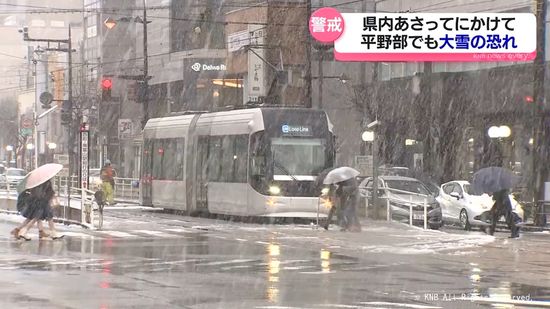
140,107,335,217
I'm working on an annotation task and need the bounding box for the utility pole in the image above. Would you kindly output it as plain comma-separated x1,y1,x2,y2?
20,24,74,208
141,0,149,129
305,0,313,108
532,0,547,224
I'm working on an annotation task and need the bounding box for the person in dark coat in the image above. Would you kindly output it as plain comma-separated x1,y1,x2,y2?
322,184,342,230
15,180,63,240
10,189,49,240
335,178,362,232
489,189,520,238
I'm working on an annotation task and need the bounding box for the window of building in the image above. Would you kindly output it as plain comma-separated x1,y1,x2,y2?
51,21,65,28
31,19,46,27
170,0,226,52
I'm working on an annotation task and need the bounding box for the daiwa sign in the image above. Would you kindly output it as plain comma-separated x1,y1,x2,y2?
191,62,227,72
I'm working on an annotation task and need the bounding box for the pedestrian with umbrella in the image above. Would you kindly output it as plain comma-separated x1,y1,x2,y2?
323,167,362,232
11,164,64,241
472,166,522,238
10,188,49,240
314,167,339,230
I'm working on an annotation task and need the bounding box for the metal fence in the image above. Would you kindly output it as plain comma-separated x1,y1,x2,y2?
365,187,433,229
52,176,139,203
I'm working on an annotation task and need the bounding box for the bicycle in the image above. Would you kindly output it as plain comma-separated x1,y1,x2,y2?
94,189,106,229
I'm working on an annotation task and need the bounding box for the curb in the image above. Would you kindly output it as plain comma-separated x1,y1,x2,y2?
0,209,90,229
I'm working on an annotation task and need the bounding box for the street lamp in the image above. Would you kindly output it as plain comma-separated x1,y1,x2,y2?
363,119,381,219
32,46,45,170
488,125,511,139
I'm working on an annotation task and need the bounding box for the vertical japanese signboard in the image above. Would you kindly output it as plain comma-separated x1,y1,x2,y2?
80,126,89,190
247,25,266,103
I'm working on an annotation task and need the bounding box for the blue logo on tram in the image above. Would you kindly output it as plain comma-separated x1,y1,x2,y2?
282,124,290,133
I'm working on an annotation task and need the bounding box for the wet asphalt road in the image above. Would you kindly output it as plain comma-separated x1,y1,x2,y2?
0,209,549,309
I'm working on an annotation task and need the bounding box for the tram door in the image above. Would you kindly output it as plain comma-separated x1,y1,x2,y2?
195,137,209,210
140,140,153,206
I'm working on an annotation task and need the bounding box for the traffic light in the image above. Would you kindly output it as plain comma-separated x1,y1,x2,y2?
61,100,72,126
136,80,147,103
101,78,112,101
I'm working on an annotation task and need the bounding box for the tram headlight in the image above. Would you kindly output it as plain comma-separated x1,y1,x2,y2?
269,185,281,195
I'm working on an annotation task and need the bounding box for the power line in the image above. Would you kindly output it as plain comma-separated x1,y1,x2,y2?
0,51,25,59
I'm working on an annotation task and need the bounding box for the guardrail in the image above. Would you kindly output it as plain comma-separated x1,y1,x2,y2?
52,176,139,203
365,187,432,229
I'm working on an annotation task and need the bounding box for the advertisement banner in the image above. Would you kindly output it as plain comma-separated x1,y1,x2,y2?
118,119,134,140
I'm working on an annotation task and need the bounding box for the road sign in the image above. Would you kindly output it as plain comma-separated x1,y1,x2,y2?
22,118,33,128
118,119,133,139
355,155,373,176
39,92,53,105
20,128,32,136
54,154,69,165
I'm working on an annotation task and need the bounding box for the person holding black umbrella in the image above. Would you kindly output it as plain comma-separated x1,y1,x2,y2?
472,166,522,238
489,189,520,238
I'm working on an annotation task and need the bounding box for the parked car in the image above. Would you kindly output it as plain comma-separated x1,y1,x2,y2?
359,176,443,229
436,180,524,230
0,168,26,188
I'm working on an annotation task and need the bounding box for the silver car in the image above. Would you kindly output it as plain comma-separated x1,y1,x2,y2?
359,176,443,229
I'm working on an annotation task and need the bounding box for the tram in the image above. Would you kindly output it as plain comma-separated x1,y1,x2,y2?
140,107,335,217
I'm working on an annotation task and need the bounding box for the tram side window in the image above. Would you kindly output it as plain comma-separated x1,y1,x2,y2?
234,135,248,182
206,135,248,183
207,137,222,181
220,136,235,182
152,141,163,180
152,138,185,181
142,139,153,178
162,139,185,180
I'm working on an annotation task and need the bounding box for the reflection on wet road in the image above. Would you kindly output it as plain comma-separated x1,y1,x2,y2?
0,211,549,308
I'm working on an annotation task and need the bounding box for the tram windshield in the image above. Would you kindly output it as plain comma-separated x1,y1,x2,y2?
271,138,326,181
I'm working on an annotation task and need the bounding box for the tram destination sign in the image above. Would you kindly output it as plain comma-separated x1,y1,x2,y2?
281,124,312,136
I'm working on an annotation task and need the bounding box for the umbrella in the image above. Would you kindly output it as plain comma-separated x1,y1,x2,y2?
323,167,360,185
17,163,63,194
472,166,521,195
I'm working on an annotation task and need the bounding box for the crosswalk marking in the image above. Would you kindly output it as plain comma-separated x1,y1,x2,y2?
133,230,179,237
62,231,93,238
96,230,137,238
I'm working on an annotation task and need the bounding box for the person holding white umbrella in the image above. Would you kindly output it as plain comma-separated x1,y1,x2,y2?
11,164,64,240
323,167,362,232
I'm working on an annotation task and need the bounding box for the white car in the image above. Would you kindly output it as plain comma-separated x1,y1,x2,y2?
1,168,27,188
437,180,524,230
89,168,102,188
